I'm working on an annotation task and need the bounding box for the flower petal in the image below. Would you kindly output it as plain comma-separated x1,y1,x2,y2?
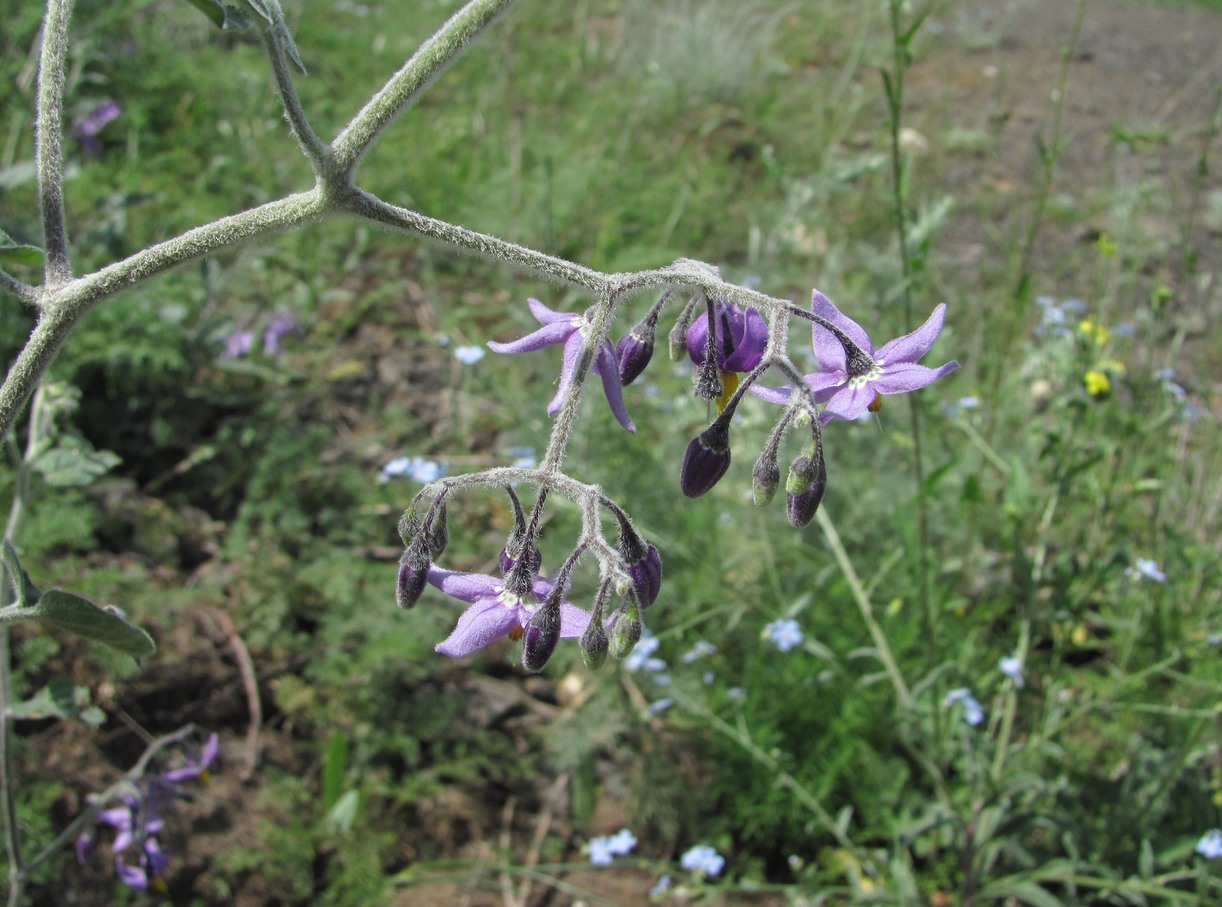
558,603,593,638
873,360,959,395
546,331,585,416
593,342,636,432
721,307,768,372
427,567,500,604
875,304,947,365
488,320,574,354
527,297,578,326
435,599,520,657
821,383,878,421
811,291,872,363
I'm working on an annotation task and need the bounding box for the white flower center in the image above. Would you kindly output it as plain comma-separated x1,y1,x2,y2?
847,359,883,388
497,586,538,615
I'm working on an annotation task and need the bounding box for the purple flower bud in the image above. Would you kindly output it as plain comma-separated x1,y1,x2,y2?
626,544,662,609
680,422,732,498
785,452,827,528
616,324,655,386
396,540,431,609
752,450,780,506
522,599,562,672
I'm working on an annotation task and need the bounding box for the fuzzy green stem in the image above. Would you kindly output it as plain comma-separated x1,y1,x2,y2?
35,0,75,286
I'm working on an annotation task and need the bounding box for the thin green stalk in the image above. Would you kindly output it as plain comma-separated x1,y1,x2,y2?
883,0,933,652
816,508,914,711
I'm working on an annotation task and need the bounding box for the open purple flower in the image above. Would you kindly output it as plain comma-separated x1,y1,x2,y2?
754,291,958,421
427,566,593,658
488,298,635,432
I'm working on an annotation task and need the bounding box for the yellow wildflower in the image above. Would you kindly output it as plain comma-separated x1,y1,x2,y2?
1084,370,1111,396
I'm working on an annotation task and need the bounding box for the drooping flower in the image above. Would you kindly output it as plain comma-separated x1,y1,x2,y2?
763,618,803,653
680,844,725,876
488,298,635,432
753,291,959,422
427,566,592,658
944,688,984,726
77,733,219,891
686,302,768,411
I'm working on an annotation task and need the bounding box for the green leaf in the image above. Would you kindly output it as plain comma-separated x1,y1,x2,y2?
0,227,43,267
181,0,253,31
10,678,106,727
2,540,41,608
32,437,121,487
26,590,155,658
325,789,360,836
323,731,349,810
980,878,1067,907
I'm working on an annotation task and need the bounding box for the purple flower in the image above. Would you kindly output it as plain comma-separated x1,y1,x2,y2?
220,328,255,359
262,309,302,356
763,618,803,652
686,302,768,374
427,566,592,658
944,688,984,726
78,733,219,891
72,100,121,156
588,828,637,865
1197,829,1222,859
488,298,635,432
754,291,959,422
680,844,725,876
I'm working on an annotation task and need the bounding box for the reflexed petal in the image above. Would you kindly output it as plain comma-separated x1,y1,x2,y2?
115,859,149,890
488,319,574,354
546,331,585,416
821,383,878,421
873,360,960,395
593,342,636,432
748,383,794,405
875,304,947,364
527,297,578,325
435,599,520,657
811,291,872,360
750,369,845,406
427,567,500,604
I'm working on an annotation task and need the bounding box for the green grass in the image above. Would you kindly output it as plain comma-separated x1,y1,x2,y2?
1,0,1220,904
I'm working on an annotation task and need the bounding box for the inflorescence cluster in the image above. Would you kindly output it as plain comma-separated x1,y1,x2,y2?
395,276,957,673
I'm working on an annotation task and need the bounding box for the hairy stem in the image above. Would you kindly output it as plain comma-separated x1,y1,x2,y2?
35,0,75,286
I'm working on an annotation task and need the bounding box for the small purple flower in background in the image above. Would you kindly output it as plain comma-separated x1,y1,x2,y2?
623,628,664,672
1034,296,1086,338
426,566,591,658
682,639,717,663
72,100,121,156
488,298,635,432
454,344,486,365
999,656,1024,687
944,688,984,726
763,618,803,653
77,733,219,891
380,456,446,484
588,827,637,865
1196,829,1222,859
1126,558,1167,583
753,292,958,422
650,874,672,896
262,309,302,356
680,844,725,876
648,697,674,714
220,328,255,360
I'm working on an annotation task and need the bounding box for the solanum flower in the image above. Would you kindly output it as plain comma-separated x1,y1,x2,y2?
754,291,958,422
488,298,635,432
686,302,768,411
427,566,592,658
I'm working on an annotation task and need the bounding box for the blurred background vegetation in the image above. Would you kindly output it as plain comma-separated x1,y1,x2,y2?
1,0,1220,903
